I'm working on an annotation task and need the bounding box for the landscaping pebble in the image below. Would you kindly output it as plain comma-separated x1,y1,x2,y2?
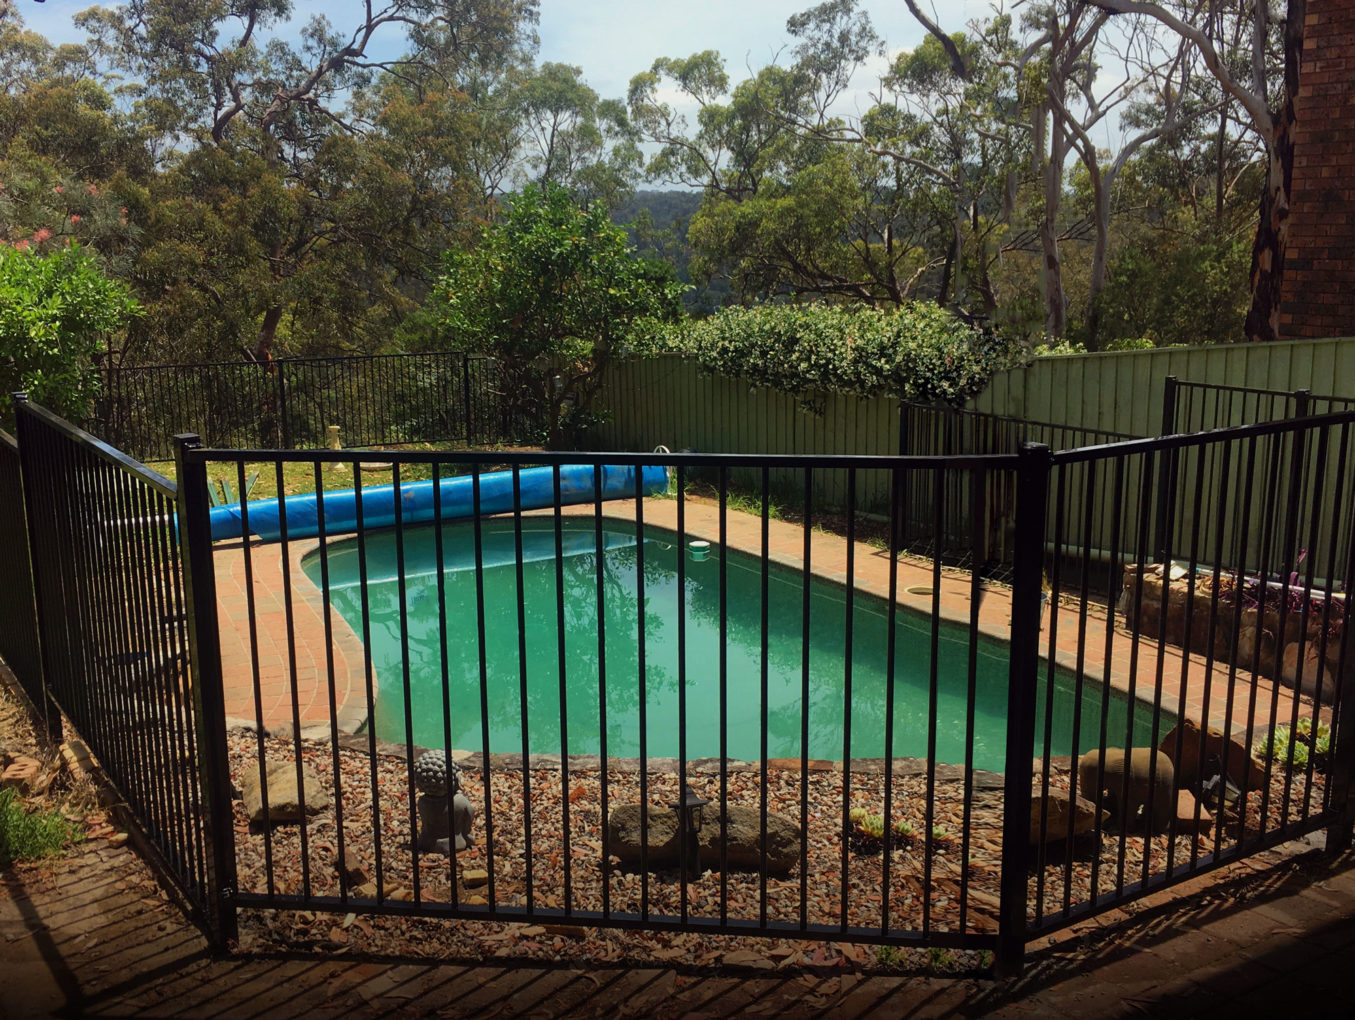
223,727,1328,967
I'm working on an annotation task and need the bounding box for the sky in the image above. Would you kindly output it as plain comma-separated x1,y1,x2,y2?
15,0,992,120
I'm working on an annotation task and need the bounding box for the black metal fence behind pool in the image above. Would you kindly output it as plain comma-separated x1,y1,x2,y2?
896,402,1142,578
4,395,1355,974
87,352,521,462
1164,376,1355,436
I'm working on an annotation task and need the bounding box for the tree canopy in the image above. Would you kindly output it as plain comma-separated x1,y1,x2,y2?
0,0,1301,401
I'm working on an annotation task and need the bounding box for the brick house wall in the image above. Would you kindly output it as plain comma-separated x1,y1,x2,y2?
1280,0,1355,339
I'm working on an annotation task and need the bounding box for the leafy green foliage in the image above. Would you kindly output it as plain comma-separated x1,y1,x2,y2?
677,302,1019,408
434,182,685,445
0,787,82,868
0,243,139,419
1091,217,1251,346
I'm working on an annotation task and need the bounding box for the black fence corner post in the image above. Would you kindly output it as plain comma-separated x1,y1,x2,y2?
173,433,239,949
1325,515,1355,853
996,441,1052,978
1160,376,1179,438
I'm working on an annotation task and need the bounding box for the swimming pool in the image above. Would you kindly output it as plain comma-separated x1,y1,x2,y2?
302,517,1168,772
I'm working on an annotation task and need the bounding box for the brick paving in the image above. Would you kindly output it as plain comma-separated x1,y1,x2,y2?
213,537,367,734
3,821,1355,1018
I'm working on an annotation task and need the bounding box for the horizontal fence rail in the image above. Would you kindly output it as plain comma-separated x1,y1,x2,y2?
87,353,522,461
11,397,219,923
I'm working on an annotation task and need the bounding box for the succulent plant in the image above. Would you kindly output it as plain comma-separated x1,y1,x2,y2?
892,818,916,839
849,806,869,825
861,814,886,839
930,825,951,843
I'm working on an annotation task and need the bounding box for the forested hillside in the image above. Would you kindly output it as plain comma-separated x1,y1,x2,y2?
0,0,1300,380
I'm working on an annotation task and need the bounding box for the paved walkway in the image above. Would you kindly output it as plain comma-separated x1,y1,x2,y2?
213,537,368,734
2,816,1353,1018
212,494,1309,746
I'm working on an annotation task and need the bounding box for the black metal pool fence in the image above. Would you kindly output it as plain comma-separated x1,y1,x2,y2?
3,393,1355,975
83,352,523,461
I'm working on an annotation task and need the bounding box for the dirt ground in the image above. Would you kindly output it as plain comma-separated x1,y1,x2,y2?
6,667,1355,1018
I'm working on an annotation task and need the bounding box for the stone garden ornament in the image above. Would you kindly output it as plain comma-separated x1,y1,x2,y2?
412,750,476,854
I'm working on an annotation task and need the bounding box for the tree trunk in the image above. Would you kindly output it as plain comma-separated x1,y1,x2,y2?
1243,128,1292,342
254,303,284,363
1243,0,1303,343
1040,111,1068,340
1085,175,1112,351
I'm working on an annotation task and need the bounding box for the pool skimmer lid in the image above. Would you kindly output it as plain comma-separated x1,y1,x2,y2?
688,540,711,562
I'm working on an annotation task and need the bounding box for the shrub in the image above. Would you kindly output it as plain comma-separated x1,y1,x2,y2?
0,242,139,421
677,302,1020,408
433,183,685,446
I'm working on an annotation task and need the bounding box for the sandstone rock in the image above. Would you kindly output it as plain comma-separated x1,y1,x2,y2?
351,880,378,899
1078,748,1175,832
463,868,489,888
1281,640,1337,702
0,756,42,793
463,894,488,906
1172,789,1213,836
1119,566,1217,655
1158,719,1267,792
1028,788,1106,844
607,803,802,874
239,760,329,824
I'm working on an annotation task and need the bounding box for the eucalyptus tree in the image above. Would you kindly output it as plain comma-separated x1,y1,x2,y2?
1083,0,1306,342
76,0,540,361
1027,5,1193,345
516,61,641,208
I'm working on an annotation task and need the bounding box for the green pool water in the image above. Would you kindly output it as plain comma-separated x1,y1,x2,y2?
302,518,1168,772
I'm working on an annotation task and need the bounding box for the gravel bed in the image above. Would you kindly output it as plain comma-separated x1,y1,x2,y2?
226,729,1327,968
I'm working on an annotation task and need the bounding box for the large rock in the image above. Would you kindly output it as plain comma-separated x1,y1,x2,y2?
607,803,801,874
1119,565,1223,657
1158,719,1267,793
239,760,329,824
1028,787,1106,844
1172,789,1213,837
1281,640,1337,702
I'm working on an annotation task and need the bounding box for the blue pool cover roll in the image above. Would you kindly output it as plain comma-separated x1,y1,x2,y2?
207,463,669,543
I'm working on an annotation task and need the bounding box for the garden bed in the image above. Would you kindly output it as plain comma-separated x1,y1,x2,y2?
225,729,1329,965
